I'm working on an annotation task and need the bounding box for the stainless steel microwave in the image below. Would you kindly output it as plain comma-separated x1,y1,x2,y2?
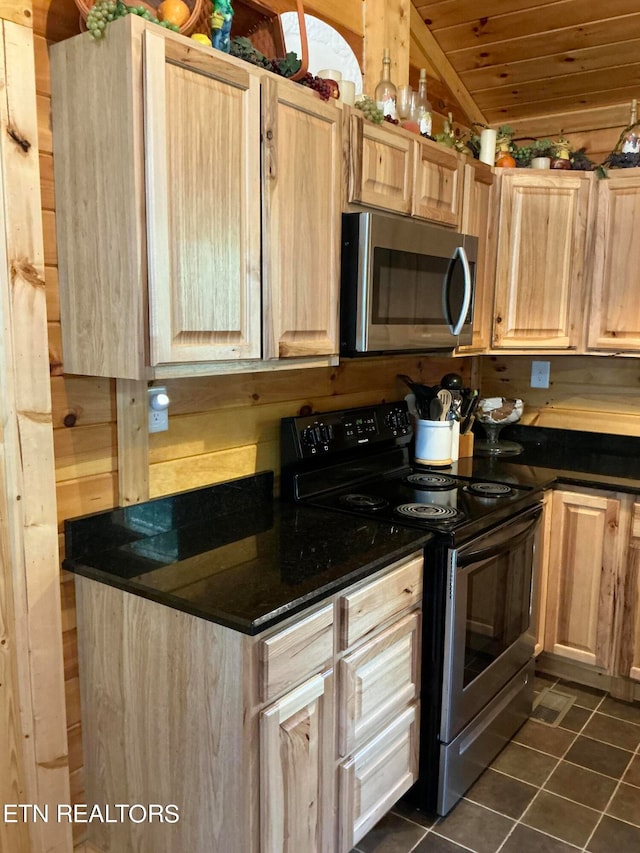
340,211,478,356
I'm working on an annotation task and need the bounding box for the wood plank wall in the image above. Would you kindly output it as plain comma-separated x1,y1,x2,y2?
480,355,640,436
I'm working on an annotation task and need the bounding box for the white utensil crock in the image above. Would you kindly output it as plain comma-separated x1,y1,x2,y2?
414,419,453,467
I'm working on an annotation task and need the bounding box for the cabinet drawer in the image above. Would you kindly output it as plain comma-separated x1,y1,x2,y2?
339,554,423,649
339,612,420,756
338,704,419,852
259,603,334,702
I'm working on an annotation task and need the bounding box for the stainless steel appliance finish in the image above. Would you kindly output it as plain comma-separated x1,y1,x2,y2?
340,211,478,356
438,660,534,815
441,505,540,743
280,401,544,817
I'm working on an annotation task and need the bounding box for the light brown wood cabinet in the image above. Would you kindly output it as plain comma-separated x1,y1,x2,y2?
51,17,340,380
618,502,640,685
543,488,624,673
457,160,497,353
75,550,423,853
347,111,463,228
492,170,593,350
587,169,640,352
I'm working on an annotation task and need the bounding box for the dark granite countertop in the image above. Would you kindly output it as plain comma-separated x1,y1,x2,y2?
466,424,640,495
63,471,431,636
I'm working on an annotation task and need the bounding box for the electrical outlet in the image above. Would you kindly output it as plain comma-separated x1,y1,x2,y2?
148,386,170,433
530,360,550,389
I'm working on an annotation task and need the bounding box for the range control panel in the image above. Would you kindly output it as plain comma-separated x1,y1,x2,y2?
283,401,412,459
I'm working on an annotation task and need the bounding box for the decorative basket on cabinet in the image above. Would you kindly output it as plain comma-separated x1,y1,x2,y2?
76,0,204,36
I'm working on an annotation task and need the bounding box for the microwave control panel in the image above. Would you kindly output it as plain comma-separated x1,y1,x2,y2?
282,402,412,459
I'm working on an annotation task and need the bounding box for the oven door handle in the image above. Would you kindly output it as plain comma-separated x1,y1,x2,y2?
443,245,472,336
457,514,540,568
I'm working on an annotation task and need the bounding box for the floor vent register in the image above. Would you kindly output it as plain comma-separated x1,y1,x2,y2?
530,687,576,727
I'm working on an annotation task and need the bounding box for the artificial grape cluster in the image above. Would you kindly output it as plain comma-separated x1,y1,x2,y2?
298,73,332,101
86,0,179,40
354,96,384,124
86,0,119,38
384,115,399,125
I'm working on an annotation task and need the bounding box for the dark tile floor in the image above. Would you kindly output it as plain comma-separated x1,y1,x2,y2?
351,675,640,853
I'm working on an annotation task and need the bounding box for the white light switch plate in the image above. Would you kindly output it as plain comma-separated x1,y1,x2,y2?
530,360,550,389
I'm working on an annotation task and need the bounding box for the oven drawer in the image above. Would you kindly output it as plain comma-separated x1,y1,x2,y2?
438,659,534,815
338,611,420,756
259,603,334,702
339,554,423,649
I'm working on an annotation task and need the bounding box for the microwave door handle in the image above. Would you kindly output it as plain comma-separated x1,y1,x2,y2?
443,246,472,336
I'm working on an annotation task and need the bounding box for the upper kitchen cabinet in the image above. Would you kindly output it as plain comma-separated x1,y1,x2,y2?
347,112,413,215
261,76,341,360
587,169,640,352
492,171,593,350
346,111,462,227
456,159,496,353
411,136,462,228
50,17,340,380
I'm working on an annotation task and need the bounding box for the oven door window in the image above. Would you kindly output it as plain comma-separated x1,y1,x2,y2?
463,534,533,688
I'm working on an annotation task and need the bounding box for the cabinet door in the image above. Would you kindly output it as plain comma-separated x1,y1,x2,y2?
533,491,552,657
144,31,262,364
338,611,420,756
348,113,413,214
457,160,497,353
588,171,640,351
262,77,341,360
412,139,462,227
492,171,592,349
338,705,418,853
545,490,620,670
619,502,640,682
260,671,334,853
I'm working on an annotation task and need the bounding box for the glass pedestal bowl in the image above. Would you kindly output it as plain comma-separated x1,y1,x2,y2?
474,398,524,457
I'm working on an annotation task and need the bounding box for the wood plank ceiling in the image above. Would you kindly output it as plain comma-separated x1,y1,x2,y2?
413,0,640,158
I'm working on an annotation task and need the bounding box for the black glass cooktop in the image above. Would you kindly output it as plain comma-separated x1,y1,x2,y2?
302,465,541,541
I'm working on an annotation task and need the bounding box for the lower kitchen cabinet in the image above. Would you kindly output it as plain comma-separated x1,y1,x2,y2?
74,551,423,853
338,704,419,852
539,486,640,700
618,502,640,684
260,672,334,853
544,488,620,671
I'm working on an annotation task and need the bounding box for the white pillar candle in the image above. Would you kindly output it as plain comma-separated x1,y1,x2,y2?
479,128,497,165
340,80,356,106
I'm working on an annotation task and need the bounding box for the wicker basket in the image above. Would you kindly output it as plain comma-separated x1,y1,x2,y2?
76,0,204,36
231,0,308,80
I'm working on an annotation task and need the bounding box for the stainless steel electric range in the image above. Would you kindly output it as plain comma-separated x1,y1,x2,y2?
281,401,545,816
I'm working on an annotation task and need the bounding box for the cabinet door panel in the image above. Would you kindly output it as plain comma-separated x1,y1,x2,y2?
338,705,418,853
348,114,413,214
620,503,640,681
457,161,496,353
339,554,423,649
412,139,461,227
588,172,640,351
260,672,334,853
260,603,334,702
338,612,420,756
493,172,592,349
145,32,262,365
545,490,619,669
262,77,341,359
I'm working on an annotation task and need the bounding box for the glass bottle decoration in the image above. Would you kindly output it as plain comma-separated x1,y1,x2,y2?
621,99,640,155
411,69,433,137
374,48,397,120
